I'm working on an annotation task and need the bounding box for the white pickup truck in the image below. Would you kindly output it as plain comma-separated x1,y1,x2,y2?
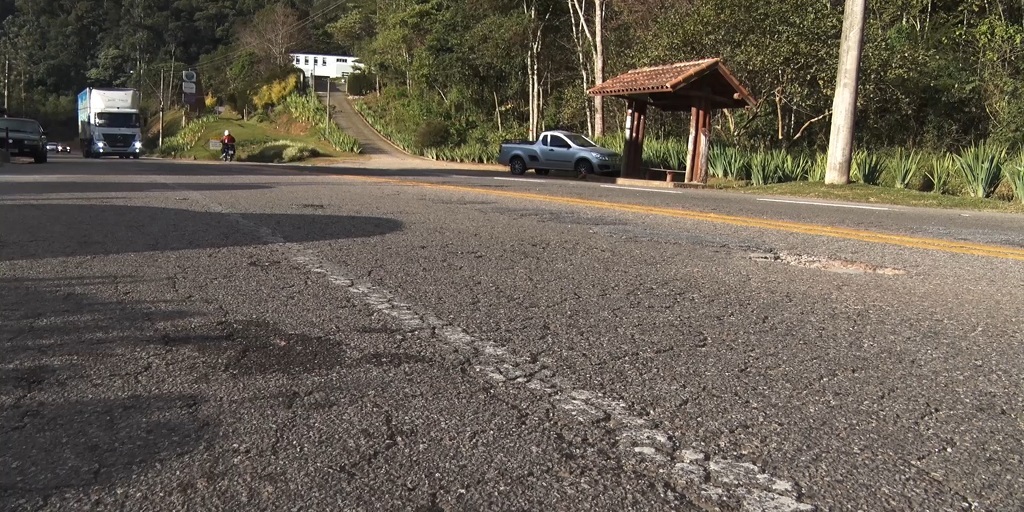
497,130,621,176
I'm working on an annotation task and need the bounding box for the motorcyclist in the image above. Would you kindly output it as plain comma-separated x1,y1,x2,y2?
220,130,236,160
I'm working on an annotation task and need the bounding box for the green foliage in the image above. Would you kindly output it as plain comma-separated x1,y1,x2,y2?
242,140,321,163
889,148,921,189
749,151,780,186
643,139,688,171
279,94,362,154
925,154,956,194
809,153,827,182
855,151,886,185
346,72,376,97
253,74,300,110
157,115,218,156
415,121,452,149
1007,161,1024,204
954,143,1007,198
778,152,812,182
709,146,749,180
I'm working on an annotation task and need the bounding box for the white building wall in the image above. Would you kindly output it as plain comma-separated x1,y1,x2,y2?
290,54,364,79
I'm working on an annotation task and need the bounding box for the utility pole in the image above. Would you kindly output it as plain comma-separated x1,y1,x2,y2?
825,0,867,185
3,29,9,113
158,69,164,147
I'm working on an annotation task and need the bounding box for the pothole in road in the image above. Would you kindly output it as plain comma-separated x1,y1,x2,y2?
750,251,906,275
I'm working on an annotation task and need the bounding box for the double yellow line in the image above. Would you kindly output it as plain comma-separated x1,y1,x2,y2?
350,176,1024,262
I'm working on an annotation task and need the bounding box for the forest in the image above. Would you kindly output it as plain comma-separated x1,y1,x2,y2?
2,1,1024,161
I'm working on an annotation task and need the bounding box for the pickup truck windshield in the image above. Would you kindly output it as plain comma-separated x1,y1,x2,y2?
564,133,597,148
95,113,141,128
0,119,41,134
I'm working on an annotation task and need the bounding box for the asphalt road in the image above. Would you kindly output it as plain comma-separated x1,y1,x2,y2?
2,154,1023,511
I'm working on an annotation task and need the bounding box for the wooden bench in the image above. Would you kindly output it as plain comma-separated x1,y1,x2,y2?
644,167,686,183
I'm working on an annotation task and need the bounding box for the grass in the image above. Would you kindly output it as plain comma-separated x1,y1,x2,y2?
158,111,345,163
733,180,1024,213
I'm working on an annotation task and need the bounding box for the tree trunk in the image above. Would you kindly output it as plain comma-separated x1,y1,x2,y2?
825,0,866,185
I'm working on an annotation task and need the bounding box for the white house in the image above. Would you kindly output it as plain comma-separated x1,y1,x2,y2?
290,53,364,79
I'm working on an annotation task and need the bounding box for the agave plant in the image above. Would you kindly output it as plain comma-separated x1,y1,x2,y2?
954,142,1007,198
925,154,955,194
749,151,780,186
708,145,736,179
809,153,827,182
778,152,811,182
1006,159,1024,204
855,151,886,185
890,148,921,189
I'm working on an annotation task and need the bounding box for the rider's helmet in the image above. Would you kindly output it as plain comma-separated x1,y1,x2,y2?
224,130,231,136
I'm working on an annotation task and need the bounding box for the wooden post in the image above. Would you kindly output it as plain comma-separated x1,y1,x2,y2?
621,100,635,177
634,102,648,179
695,102,711,183
685,105,698,182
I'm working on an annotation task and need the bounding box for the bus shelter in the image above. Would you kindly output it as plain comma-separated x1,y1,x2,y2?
588,58,755,184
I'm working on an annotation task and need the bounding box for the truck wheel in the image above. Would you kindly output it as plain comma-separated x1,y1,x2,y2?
509,157,527,175
535,169,550,176
574,159,594,176
34,151,47,164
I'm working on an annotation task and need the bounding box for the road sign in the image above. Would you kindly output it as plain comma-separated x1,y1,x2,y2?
182,70,197,82
182,82,197,94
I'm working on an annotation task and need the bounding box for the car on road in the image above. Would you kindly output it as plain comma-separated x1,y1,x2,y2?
1,117,47,163
497,130,620,177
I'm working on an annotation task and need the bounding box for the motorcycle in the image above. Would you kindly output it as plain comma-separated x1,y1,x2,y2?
221,143,236,162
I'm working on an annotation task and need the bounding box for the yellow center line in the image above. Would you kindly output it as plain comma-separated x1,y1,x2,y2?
348,175,1024,262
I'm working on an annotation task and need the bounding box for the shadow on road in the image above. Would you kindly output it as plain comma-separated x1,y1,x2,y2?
0,181,275,196
0,204,404,261
0,276,210,506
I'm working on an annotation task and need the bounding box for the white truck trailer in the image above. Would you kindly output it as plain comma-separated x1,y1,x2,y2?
77,88,143,158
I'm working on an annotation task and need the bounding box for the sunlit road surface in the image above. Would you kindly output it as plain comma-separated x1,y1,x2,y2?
2,154,1022,511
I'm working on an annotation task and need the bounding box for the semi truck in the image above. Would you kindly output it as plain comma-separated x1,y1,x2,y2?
77,87,143,158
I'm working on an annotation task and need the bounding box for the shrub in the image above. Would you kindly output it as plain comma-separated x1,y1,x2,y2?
750,151,780,186
778,152,811,182
157,114,217,156
415,120,451,149
253,74,300,110
954,142,1006,198
890,148,921,189
1006,159,1024,204
709,146,749,181
279,93,361,153
346,72,376,97
855,151,885,185
242,140,320,163
809,153,827,182
925,154,955,194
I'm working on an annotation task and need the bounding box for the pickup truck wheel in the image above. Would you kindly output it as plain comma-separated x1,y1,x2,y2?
574,159,594,176
509,157,527,175
34,151,47,164
535,169,550,176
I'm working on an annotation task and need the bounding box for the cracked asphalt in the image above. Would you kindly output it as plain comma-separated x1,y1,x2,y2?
2,155,1023,511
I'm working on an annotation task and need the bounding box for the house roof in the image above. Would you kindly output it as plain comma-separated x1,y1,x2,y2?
588,58,755,111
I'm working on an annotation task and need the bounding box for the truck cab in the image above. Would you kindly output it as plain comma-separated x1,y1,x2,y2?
78,88,144,159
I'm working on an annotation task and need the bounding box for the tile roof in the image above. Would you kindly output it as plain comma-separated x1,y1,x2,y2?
589,58,754,108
